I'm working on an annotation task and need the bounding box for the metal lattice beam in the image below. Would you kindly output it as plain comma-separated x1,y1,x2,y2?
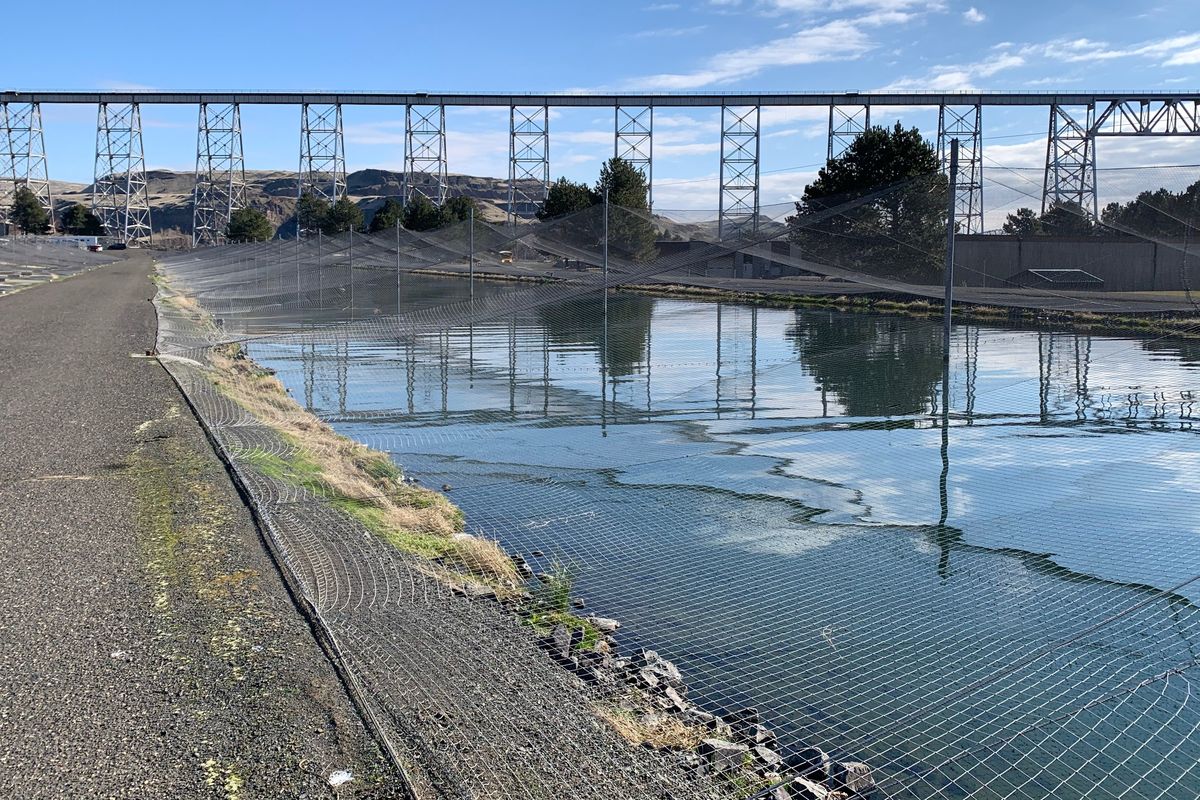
1093,99,1200,135
615,105,652,208
193,103,247,247
1042,103,1097,218
299,103,346,209
405,104,448,206
828,103,870,161
0,102,54,229
508,105,549,226
938,104,983,235
93,102,152,244
718,105,759,241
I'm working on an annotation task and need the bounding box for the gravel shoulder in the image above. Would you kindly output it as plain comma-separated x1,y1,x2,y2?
0,255,402,798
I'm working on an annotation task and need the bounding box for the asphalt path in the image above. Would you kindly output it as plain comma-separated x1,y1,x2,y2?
0,255,402,798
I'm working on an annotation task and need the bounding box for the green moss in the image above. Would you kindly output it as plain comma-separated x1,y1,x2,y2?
526,609,602,650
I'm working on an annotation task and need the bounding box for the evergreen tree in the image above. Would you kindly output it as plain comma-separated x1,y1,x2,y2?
441,195,478,226
538,178,598,220
296,192,330,236
402,194,443,232
10,186,51,234
60,203,106,235
368,197,404,233
322,197,364,235
595,158,657,262
225,207,274,242
786,122,947,281
1002,207,1042,236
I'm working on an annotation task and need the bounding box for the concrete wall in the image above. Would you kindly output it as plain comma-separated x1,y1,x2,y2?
956,235,1200,292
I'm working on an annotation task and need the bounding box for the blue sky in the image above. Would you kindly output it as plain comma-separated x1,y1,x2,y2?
3,0,1198,218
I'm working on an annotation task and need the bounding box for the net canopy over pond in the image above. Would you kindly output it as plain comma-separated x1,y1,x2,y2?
152,164,1200,800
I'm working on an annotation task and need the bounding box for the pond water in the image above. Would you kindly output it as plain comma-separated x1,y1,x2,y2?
243,274,1200,799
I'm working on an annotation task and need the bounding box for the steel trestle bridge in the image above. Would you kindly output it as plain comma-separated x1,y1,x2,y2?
1,90,1197,244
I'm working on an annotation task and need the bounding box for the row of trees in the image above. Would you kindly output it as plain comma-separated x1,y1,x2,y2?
1002,179,1200,239
538,157,658,261
7,186,107,235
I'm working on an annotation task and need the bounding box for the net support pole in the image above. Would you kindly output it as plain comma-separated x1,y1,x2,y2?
468,204,475,300
603,187,610,317
395,216,401,307
942,137,959,364
348,228,354,319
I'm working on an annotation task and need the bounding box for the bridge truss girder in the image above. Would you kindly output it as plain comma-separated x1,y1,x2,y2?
193,103,247,247
299,103,346,210
828,103,870,161
508,105,549,226
405,104,447,206
718,105,760,241
938,104,983,234
615,105,652,209
93,102,152,244
0,102,54,229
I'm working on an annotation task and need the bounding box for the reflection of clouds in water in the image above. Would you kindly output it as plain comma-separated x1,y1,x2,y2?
714,522,854,556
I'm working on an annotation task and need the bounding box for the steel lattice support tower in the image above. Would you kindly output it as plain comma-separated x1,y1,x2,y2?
1042,103,1098,218
0,102,54,228
828,103,870,161
193,103,247,247
404,104,448,206
718,105,760,240
615,105,652,208
938,104,983,234
93,102,152,243
508,105,549,226
299,103,346,209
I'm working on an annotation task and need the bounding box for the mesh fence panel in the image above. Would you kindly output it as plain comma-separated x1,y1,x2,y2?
152,170,1200,800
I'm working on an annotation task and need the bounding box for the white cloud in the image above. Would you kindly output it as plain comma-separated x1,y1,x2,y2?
1164,47,1200,66
1023,33,1200,64
643,2,680,8
632,25,708,38
882,52,1025,91
962,6,985,23
624,19,876,89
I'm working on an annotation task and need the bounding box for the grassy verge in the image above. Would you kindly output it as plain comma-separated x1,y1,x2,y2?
207,342,522,593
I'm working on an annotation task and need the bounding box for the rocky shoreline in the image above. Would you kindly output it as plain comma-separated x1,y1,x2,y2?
439,533,878,799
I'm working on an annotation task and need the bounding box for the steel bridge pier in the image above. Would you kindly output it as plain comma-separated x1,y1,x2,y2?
718,104,760,240
0,101,54,229
938,104,984,234
194,103,247,246
508,104,549,226
405,103,447,206
615,105,652,209
93,102,152,244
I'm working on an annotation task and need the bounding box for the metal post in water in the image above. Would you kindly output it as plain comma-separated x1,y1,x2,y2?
603,187,610,288
942,137,959,364
318,229,324,307
348,227,354,319
469,204,475,300
395,216,401,310
294,234,301,306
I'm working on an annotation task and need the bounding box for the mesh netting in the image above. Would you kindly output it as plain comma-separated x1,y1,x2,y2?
0,237,119,294
151,170,1200,800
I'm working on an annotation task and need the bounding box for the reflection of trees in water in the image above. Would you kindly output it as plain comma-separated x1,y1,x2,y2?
786,311,944,417
535,293,655,377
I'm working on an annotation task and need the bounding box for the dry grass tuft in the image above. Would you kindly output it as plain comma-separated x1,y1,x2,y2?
210,344,463,540
594,704,706,750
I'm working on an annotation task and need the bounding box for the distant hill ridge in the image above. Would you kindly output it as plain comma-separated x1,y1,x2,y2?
51,169,534,235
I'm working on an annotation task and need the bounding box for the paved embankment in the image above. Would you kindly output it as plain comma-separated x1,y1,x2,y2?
0,255,402,798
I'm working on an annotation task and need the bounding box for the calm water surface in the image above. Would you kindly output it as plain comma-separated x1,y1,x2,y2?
244,275,1200,799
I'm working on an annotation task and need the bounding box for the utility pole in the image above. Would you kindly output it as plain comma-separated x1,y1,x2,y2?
942,138,959,364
